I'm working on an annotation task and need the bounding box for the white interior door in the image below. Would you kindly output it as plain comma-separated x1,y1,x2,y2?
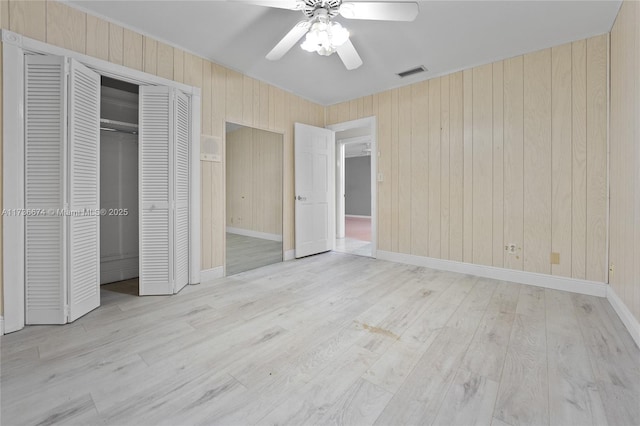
24,55,66,324
67,59,101,321
139,86,173,295
174,90,190,292
294,123,335,258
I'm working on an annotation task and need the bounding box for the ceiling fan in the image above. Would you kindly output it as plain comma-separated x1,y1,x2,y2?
236,0,419,70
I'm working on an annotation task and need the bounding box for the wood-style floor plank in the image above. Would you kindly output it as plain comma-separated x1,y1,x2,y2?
493,284,551,426
255,345,380,425
373,278,496,425
571,294,640,425
315,378,394,426
1,252,638,426
545,289,609,426
460,281,520,382
432,369,500,426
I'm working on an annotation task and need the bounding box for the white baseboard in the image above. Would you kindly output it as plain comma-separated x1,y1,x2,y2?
345,214,371,219
100,256,139,285
284,250,296,261
376,251,607,297
607,285,640,348
100,268,139,286
200,266,224,282
226,227,283,242
0,316,4,336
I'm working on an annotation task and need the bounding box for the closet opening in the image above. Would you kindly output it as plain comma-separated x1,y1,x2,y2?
99,76,140,297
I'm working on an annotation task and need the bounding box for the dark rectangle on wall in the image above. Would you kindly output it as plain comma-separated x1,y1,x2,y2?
345,156,372,216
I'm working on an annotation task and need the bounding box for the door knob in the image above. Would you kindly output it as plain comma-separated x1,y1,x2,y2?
296,195,307,201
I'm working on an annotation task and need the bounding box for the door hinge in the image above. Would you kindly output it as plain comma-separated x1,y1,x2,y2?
64,305,70,321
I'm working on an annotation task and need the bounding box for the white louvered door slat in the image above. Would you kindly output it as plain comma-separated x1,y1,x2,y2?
25,55,67,324
174,91,190,292
139,86,173,295
67,59,101,322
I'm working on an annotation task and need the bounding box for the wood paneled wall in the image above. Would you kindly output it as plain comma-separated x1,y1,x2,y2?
0,0,324,290
610,0,640,322
226,126,283,236
327,34,609,283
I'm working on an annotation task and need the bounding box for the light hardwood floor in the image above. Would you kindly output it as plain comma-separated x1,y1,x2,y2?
1,252,638,425
335,237,373,257
226,233,283,276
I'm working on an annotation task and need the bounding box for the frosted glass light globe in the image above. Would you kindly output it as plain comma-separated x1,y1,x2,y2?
300,18,350,56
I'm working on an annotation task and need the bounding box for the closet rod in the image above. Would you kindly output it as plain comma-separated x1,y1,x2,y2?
100,118,139,135
100,127,138,135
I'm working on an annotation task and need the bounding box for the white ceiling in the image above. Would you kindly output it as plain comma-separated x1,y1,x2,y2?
68,0,621,106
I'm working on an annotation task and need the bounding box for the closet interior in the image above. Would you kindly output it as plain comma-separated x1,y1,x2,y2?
99,77,140,292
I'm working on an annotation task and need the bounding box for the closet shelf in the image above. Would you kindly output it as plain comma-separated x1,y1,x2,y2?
100,118,139,134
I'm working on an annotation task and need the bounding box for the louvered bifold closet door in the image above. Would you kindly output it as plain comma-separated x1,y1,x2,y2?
139,86,173,295
174,91,190,292
25,55,67,324
67,59,101,321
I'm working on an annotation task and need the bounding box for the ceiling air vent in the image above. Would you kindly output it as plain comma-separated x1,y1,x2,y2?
397,66,427,78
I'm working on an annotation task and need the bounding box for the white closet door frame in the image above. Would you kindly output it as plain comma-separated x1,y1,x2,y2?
2,37,26,332
1,30,201,334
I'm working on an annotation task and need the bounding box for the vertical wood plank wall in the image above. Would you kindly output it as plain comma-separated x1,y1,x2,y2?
326,34,609,285
226,126,283,236
610,0,640,322
0,0,324,292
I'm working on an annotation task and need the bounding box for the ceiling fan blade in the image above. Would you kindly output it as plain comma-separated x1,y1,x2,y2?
339,2,419,21
336,39,363,70
229,0,305,11
266,21,311,61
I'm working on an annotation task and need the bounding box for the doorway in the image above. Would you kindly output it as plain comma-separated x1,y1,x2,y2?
328,117,377,258
225,123,284,275
342,140,373,256
99,77,140,296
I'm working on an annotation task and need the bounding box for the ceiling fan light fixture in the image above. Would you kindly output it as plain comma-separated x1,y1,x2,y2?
300,19,350,56
260,0,418,70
